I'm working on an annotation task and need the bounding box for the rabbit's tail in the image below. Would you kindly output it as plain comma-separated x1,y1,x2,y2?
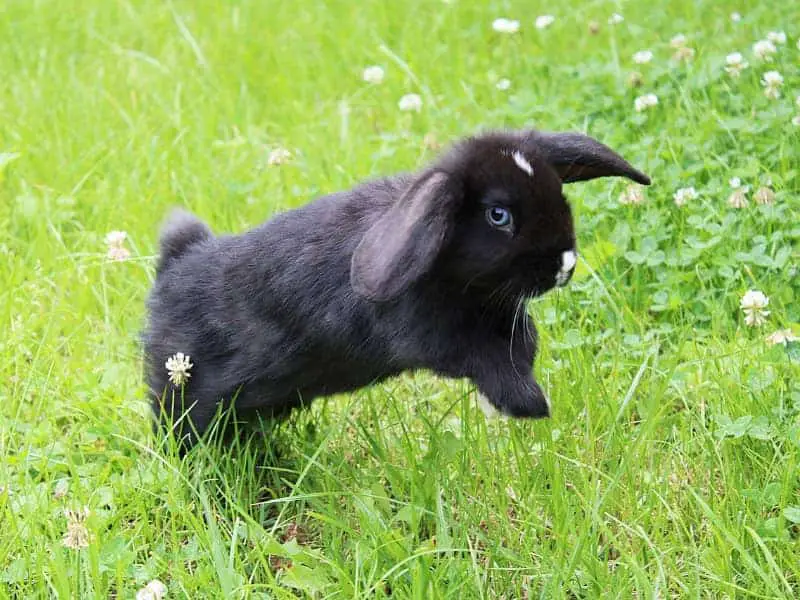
157,209,213,274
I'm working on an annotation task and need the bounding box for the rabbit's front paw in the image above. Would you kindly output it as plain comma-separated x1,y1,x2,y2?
477,377,550,419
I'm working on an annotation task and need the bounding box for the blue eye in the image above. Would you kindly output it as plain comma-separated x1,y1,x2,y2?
486,206,513,229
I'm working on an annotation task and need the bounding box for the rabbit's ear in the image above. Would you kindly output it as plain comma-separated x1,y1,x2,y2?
532,131,651,185
351,171,456,302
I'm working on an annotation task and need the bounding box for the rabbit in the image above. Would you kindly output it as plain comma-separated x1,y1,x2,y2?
144,129,650,447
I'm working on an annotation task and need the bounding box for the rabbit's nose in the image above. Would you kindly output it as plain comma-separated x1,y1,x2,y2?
555,250,577,287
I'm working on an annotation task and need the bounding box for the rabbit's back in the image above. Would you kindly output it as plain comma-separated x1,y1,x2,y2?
144,176,410,425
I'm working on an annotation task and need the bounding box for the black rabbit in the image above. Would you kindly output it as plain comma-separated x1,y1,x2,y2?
144,129,650,446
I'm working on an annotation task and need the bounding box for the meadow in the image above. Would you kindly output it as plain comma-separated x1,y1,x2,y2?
1,0,799,597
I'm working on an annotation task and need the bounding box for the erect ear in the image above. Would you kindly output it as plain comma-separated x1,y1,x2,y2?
351,171,456,302
531,131,651,185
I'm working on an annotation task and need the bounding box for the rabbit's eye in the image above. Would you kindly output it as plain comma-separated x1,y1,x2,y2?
486,206,513,230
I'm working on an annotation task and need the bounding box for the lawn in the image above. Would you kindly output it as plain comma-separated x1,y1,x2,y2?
1,0,799,597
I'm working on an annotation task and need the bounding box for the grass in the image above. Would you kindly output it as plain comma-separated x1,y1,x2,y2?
1,0,799,597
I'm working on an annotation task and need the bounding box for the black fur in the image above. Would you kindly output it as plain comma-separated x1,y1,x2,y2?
144,129,650,447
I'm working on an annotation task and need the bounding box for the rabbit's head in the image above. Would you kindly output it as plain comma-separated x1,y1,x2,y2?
351,130,650,303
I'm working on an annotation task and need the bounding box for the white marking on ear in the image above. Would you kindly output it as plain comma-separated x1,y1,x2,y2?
511,151,534,177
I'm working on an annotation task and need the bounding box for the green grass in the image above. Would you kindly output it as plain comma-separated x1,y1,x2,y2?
1,0,799,597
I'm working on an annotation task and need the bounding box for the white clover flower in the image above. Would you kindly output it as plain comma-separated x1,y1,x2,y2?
608,13,624,25
634,93,658,112
492,18,520,34
136,580,168,600
761,70,783,98
105,230,131,261
729,177,743,189
753,39,777,61
422,133,441,150
107,246,131,261
725,52,749,77
667,33,693,62
104,230,127,247
767,31,787,45
793,116,800,127
765,329,799,345
619,184,645,205
362,65,385,84
62,507,91,550
398,93,423,112
762,70,783,86
627,71,644,87
267,148,292,166
673,186,698,206
535,15,555,30
673,46,695,62
633,50,653,64
740,290,770,327
165,352,193,386
495,78,511,91
753,186,775,205
728,188,748,208
670,34,688,48
730,12,742,22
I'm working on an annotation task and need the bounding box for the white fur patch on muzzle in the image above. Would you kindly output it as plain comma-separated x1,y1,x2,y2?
555,249,577,286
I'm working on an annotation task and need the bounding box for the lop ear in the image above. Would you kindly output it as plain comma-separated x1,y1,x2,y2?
532,131,651,185
351,171,456,302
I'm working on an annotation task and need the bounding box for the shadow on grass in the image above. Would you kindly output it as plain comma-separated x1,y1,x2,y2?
152,402,331,528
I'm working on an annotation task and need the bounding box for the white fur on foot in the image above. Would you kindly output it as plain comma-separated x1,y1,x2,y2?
477,393,502,419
